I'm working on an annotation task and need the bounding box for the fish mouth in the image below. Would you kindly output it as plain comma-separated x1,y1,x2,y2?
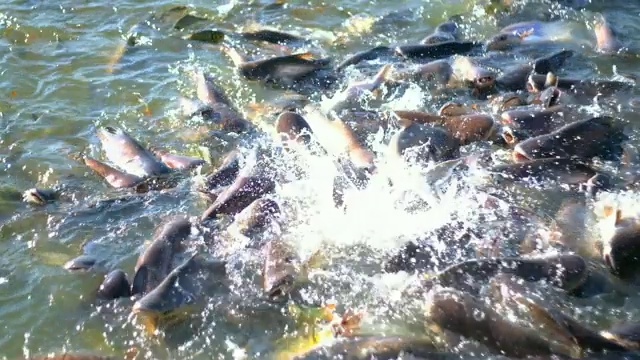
526,74,546,93
512,144,533,162
500,127,519,147
474,74,496,90
22,188,46,205
96,126,121,141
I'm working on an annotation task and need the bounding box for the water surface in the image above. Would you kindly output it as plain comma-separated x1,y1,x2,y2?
0,0,639,359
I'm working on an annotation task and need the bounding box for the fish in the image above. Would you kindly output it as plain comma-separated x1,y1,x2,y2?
392,109,496,146
328,64,392,112
513,116,627,162
131,217,192,295
228,197,281,248
336,46,394,72
262,239,325,301
63,255,100,272
150,148,205,170
132,254,226,335
426,253,589,294
188,69,253,133
387,122,460,164
408,56,496,95
489,158,598,186
275,111,312,144
427,288,572,358
222,46,335,91
598,206,640,280
527,73,633,98
96,269,132,301
200,150,242,194
303,105,376,172
421,20,459,45
594,14,623,54
200,149,276,222
22,188,59,205
96,127,171,178
394,41,480,60
82,156,146,190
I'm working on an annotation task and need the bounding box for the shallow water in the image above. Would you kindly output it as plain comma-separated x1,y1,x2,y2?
1,0,640,359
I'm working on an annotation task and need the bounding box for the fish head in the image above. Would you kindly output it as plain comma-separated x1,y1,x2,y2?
486,33,523,51
22,188,57,205
97,270,131,300
600,211,640,279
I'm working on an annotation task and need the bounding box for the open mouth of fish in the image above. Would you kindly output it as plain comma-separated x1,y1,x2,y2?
512,145,533,162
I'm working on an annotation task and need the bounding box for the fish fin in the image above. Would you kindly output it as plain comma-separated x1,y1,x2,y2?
288,301,337,326
614,209,624,226
599,329,640,350
602,205,624,227
367,64,393,97
221,45,247,66
131,265,150,295
106,42,129,74
518,298,583,358
293,52,314,61
124,347,138,360
373,64,392,84
602,205,615,219
518,28,535,40
545,72,558,87
300,249,329,277
332,308,365,337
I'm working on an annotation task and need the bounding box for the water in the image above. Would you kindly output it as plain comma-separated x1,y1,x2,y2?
0,0,639,359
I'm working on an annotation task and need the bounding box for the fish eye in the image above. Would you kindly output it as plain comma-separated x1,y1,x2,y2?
497,34,508,42
105,126,117,134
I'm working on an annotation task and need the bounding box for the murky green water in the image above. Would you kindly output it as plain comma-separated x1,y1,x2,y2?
0,0,639,359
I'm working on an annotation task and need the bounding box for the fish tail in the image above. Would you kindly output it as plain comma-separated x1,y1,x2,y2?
221,45,247,66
